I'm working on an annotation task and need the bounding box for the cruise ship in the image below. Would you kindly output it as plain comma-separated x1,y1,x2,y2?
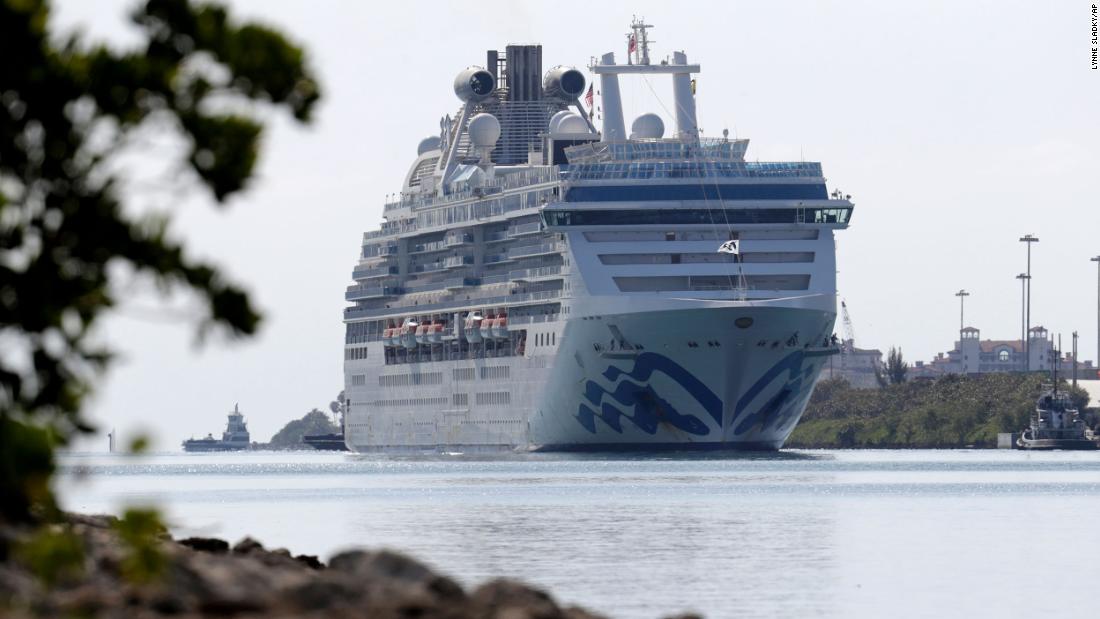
342,21,853,452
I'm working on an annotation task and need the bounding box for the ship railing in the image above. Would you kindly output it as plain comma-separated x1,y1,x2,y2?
507,242,564,260
561,160,824,181
403,276,479,294
351,265,399,280
344,288,563,320
563,138,750,164
509,265,563,281
508,221,543,237
382,167,561,211
345,285,404,301
506,312,561,326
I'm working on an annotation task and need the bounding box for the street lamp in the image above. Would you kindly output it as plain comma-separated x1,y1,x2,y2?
1020,234,1039,371
955,289,970,332
1092,255,1099,372
1016,273,1029,372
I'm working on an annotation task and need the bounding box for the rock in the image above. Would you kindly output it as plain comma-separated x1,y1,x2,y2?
294,554,323,570
470,579,564,619
178,537,229,554
0,514,650,619
231,537,265,555
328,549,464,600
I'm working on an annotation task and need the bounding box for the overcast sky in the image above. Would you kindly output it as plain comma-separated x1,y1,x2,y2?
53,1,1100,451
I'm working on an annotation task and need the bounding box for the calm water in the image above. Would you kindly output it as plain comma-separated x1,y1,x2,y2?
56,450,1100,618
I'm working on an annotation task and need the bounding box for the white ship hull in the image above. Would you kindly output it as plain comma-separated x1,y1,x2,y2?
345,298,836,452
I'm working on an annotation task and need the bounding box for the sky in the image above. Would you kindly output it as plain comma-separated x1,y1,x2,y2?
51,0,1100,450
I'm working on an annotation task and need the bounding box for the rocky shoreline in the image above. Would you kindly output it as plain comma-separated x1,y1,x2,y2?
1,513,690,619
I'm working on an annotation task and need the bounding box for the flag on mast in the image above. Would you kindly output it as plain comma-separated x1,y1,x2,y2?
718,240,739,255
628,34,637,55
584,84,594,115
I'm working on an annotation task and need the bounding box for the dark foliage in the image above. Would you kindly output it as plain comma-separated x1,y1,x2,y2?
788,373,1091,448
267,409,339,449
0,0,319,523
885,346,908,384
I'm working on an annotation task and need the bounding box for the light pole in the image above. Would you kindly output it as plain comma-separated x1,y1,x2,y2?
1020,234,1039,371
955,289,970,333
1016,273,1029,372
1072,331,1078,390
1092,256,1100,374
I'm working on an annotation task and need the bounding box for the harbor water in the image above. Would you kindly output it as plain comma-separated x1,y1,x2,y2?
56,450,1100,619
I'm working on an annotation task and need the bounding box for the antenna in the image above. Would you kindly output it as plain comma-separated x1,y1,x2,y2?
630,16,654,66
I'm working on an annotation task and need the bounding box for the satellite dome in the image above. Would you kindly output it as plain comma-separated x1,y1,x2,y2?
555,115,590,134
417,136,441,155
548,110,575,134
631,113,665,139
467,113,501,147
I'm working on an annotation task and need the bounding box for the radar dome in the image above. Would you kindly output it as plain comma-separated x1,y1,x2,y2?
631,113,665,139
417,136,441,155
548,110,575,134
467,113,501,147
454,67,496,103
556,115,590,134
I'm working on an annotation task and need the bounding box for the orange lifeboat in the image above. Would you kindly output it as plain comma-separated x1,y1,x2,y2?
492,314,508,340
429,322,445,343
415,321,431,346
400,318,419,348
480,313,495,341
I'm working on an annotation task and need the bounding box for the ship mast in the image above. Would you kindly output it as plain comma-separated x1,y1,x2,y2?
590,19,701,142
629,17,654,66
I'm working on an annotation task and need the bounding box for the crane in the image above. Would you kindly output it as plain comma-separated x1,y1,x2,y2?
840,300,857,366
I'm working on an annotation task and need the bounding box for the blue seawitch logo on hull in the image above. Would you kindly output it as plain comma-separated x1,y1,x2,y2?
576,353,723,436
730,350,827,436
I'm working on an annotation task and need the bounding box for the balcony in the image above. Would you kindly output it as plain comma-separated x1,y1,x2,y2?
345,285,403,301
444,232,474,247
351,265,398,280
508,222,543,237
510,265,563,282
483,253,514,265
408,240,448,254
343,288,563,320
508,242,563,260
442,255,474,268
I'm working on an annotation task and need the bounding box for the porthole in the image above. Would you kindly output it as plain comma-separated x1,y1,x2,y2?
735,317,754,329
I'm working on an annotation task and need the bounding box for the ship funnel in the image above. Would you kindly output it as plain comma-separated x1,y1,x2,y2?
543,66,585,100
454,67,496,102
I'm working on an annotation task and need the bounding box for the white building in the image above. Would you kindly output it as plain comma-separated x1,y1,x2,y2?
914,326,1096,378
819,339,883,388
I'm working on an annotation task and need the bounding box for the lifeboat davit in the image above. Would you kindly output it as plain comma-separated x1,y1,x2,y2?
429,322,444,343
400,318,419,348
480,314,496,341
415,322,431,346
492,314,509,340
464,312,483,342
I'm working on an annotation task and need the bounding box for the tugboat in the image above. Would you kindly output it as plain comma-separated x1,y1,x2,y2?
1017,343,1095,450
182,403,252,452
1017,387,1096,450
